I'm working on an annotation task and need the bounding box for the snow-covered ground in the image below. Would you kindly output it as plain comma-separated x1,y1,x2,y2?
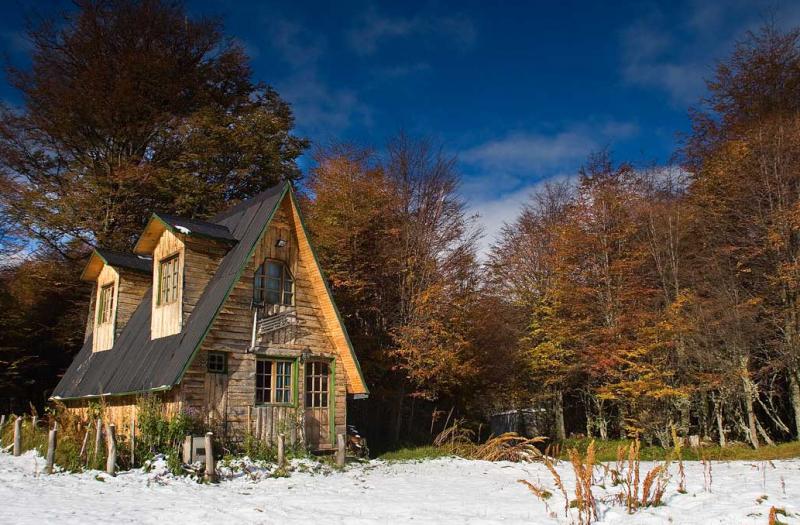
1,450,799,524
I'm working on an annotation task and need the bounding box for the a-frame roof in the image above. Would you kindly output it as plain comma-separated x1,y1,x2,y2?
133,213,236,255
52,182,368,400
80,249,152,281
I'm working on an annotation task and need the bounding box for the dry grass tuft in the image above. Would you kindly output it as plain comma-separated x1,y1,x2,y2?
474,433,546,462
433,420,546,462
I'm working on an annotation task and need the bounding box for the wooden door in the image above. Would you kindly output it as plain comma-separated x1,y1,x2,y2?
204,371,229,436
304,361,331,448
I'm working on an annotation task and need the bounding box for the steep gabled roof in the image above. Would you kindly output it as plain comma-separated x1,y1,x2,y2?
80,249,152,281
52,182,369,400
133,213,236,254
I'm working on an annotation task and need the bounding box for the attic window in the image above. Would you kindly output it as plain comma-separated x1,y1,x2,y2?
97,283,115,325
158,254,180,305
254,260,294,306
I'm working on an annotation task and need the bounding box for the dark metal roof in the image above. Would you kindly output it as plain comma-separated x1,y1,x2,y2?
155,214,237,243
96,249,152,273
51,183,289,400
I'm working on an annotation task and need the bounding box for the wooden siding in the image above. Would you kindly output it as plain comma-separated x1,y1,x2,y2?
182,236,227,325
92,265,118,352
151,229,184,338
289,194,367,394
115,268,151,336
62,391,181,433
84,285,97,342
177,195,348,445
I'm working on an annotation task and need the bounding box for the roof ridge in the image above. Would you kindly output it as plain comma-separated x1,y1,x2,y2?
211,182,289,223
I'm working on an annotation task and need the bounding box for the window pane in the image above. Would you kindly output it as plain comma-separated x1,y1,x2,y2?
267,262,282,277
256,359,272,404
208,352,226,374
266,291,281,304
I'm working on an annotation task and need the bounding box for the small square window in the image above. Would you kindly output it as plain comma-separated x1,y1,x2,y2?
207,352,227,374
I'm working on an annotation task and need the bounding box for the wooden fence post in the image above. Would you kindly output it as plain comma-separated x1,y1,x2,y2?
93,418,102,462
105,423,117,476
277,433,285,466
204,432,215,482
31,415,38,437
0,414,6,446
13,416,22,456
130,416,136,468
46,424,57,474
79,420,91,465
182,435,192,464
336,433,346,467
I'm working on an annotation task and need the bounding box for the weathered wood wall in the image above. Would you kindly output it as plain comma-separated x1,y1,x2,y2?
92,265,118,352
178,195,348,448
115,268,151,336
61,391,181,431
151,229,184,338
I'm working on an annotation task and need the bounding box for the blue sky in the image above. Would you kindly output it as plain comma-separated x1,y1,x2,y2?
2,0,800,252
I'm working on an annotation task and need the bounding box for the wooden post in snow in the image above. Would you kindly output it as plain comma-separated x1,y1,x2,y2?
46,424,57,474
130,415,136,468
182,435,192,464
13,416,22,456
0,414,6,446
277,433,285,466
204,432,215,482
336,433,346,467
79,420,91,465
105,423,117,476
93,418,103,461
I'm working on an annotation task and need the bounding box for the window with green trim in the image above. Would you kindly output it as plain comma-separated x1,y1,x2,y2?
158,254,180,305
255,359,294,404
97,283,115,325
207,352,227,374
305,361,329,408
253,260,294,306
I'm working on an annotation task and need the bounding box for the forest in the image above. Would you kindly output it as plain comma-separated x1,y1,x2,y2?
1,0,800,453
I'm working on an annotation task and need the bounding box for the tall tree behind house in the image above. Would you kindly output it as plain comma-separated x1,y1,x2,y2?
0,0,306,412
0,0,306,253
306,135,513,449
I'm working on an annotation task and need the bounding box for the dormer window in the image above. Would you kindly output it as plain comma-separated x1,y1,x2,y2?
254,260,293,306
97,283,115,324
158,254,180,305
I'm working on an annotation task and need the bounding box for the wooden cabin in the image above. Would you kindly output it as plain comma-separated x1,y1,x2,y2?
51,182,369,451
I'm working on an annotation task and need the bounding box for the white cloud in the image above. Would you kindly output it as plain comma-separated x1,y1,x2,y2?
461,120,638,174
348,7,476,56
467,175,575,260
620,0,800,105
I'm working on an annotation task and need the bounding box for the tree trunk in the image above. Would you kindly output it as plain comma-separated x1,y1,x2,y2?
789,370,800,440
713,395,726,448
739,357,759,448
393,394,405,445
554,391,566,441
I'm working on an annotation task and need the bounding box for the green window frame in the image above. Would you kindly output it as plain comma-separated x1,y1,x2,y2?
207,352,227,374
97,283,115,325
255,358,294,405
158,254,180,305
305,361,330,408
253,260,294,306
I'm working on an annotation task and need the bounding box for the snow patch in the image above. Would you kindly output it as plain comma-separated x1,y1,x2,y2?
0,451,799,524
